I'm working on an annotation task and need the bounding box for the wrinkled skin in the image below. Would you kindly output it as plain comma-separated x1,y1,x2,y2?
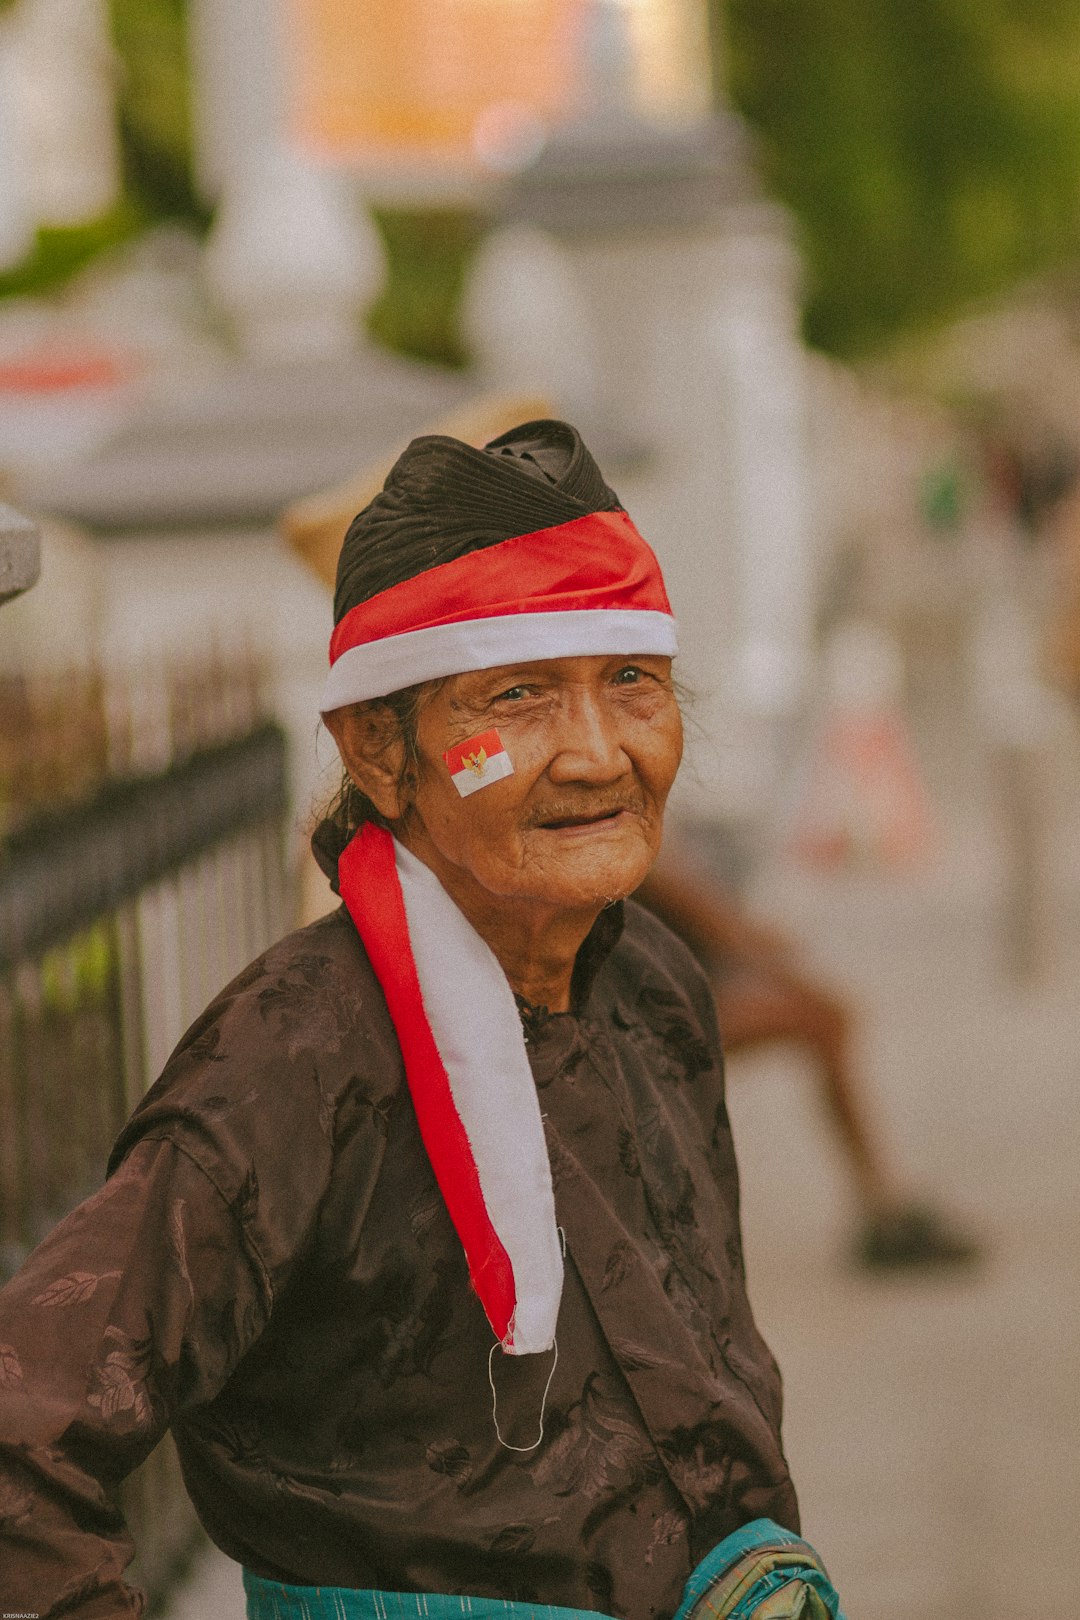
326,653,682,1009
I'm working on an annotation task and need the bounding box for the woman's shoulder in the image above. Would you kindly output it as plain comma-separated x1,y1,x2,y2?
108,905,402,1191
617,897,716,1001
602,898,724,1083
210,903,391,1060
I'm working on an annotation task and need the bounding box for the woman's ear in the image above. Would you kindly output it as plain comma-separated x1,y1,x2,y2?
323,705,410,821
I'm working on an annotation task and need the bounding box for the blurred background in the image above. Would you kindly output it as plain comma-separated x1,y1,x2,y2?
1,2,1079,1617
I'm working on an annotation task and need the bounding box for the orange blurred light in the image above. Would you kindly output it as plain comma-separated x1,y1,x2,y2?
288,0,585,168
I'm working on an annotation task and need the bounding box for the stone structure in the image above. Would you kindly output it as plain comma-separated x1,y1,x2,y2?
0,504,40,605
189,0,383,359
464,19,817,817
5,357,480,844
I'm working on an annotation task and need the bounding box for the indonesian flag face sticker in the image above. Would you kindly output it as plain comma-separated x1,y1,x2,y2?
443,729,514,798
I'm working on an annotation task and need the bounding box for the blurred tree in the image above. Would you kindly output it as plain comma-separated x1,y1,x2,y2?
0,204,144,299
109,0,206,226
0,0,203,298
0,0,476,365
719,0,1080,357
367,207,486,368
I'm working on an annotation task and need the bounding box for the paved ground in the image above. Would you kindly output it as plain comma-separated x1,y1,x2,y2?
734,861,1080,1618
162,701,1080,1620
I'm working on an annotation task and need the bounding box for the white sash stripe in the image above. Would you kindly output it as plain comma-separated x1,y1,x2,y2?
393,840,563,1355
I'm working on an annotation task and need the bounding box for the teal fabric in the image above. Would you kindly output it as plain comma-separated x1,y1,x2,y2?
672,1519,845,1620
243,1521,845,1620
242,1572,599,1620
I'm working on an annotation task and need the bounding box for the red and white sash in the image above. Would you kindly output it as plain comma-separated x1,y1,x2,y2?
339,823,563,1355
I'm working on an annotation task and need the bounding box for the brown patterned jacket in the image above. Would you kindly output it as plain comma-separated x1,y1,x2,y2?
0,900,797,1619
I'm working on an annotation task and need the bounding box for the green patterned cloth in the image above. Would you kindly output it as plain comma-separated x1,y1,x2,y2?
244,1519,845,1620
672,1520,844,1619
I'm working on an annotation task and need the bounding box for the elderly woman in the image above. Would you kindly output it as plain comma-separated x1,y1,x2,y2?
0,423,842,1619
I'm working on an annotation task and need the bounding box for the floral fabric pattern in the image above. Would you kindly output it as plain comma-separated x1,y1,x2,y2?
0,903,797,1619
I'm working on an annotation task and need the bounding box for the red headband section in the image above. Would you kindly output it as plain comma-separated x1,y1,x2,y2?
330,509,672,664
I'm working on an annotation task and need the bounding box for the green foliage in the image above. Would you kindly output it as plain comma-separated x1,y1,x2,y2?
104,4,482,367
367,207,488,368
108,0,207,226
722,0,1080,357
0,200,145,300
0,0,203,300
40,923,115,1012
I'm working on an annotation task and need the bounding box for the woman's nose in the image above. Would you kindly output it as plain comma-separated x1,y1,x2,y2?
545,692,629,785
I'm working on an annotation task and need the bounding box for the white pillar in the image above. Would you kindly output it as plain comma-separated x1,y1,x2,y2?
462,224,601,424
706,217,815,719
0,14,34,269
202,138,384,362
3,0,119,232
187,0,282,202
190,0,384,360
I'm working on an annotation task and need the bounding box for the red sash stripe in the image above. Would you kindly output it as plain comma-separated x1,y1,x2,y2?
338,824,516,1342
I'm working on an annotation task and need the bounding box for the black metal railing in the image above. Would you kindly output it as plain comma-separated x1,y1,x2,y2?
0,690,291,1603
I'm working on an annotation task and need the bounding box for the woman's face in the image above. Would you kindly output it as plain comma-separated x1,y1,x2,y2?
394,652,682,919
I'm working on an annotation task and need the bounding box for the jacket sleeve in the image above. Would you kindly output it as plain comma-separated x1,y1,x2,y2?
0,1135,271,1619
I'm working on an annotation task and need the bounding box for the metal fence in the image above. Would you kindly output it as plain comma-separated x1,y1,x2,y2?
0,660,291,1605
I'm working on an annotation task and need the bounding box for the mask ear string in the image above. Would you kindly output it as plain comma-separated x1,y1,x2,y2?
489,1338,559,1454
489,1226,565,1454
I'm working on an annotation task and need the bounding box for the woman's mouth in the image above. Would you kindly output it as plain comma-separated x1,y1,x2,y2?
538,809,630,832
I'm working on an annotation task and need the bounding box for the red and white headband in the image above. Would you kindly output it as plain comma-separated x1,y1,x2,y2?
321,507,678,712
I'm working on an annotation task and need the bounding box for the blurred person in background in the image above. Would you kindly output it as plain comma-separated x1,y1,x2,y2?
636,855,980,1272
0,422,845,1620
1046,478,1080,701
